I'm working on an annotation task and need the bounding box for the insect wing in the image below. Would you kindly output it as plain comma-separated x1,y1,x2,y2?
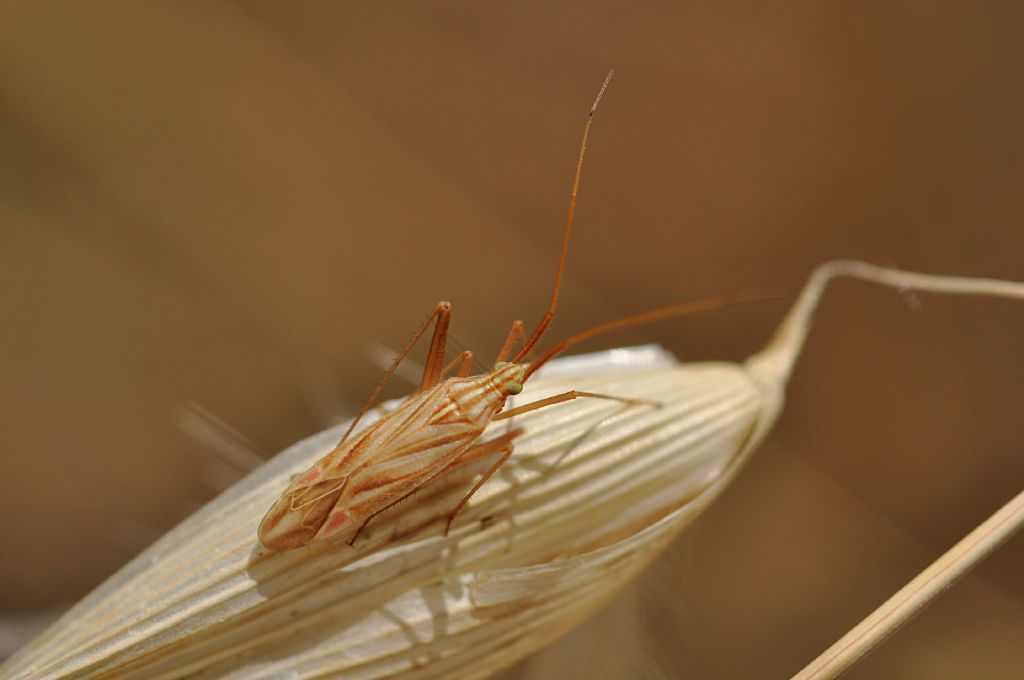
257,439,362,551
257,400,407,551
258,384,480,550
308,410,484,543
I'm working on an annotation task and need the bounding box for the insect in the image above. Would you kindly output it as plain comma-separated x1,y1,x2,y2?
258,71,764,551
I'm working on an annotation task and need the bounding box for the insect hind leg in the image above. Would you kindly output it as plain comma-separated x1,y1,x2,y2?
340,301,453,444
443,427,523,535
346,427,524,545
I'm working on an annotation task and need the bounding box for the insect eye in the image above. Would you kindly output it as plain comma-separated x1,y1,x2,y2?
506,382,523,396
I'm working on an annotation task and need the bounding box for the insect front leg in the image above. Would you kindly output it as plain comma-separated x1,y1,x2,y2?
494,320,525,364
443,427,524,535
455,352,475,377
440,350,475,379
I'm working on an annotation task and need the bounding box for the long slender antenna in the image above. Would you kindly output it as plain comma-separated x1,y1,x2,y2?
524,288,788,379
513,69,615,362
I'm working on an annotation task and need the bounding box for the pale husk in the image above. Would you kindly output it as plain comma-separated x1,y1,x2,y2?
10,259,1024,679
2,345,781,679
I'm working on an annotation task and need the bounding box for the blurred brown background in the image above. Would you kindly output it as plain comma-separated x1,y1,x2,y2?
2,3,1023,678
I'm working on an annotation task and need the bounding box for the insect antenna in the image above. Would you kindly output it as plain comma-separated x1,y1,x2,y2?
524,288,790,380
513,69,615,363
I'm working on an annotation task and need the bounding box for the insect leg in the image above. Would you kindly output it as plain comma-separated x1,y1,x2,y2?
443,427,524,535
493,390,659,421
346,427,523,545
440,350,475,379
525,289,786,380
494,320,525,364
346,478,427,546
456,351,475,377
340,301,452,443
418,303,452,393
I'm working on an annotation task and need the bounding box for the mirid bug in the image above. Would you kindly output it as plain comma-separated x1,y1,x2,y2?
257,72,618,551
258,71,764,551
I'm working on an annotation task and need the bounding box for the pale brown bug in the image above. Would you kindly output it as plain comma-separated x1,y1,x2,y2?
258,71,766,551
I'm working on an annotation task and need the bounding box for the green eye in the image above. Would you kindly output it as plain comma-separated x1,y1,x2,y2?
506,382,523,395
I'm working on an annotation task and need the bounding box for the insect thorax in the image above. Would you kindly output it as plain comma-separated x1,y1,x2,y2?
444,363,524,425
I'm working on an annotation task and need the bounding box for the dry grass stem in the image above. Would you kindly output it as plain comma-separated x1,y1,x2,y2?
755,260,1024,679
793,486,1024,679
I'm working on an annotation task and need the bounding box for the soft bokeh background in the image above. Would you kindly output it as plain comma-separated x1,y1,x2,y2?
2,3,1023,678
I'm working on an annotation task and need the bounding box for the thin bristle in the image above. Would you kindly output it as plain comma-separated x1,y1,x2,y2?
591,69,615,114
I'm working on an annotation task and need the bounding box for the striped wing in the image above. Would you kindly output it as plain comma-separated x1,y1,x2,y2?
258,382,482,550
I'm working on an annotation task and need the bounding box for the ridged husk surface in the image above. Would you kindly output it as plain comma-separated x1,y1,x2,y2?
3,345,781,679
